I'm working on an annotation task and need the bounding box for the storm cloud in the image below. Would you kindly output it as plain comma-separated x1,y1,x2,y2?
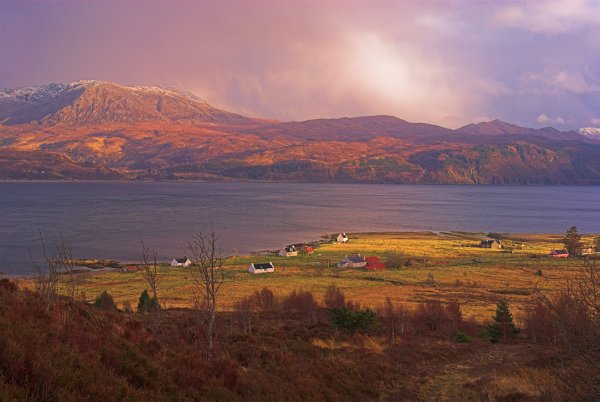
1,0,599,129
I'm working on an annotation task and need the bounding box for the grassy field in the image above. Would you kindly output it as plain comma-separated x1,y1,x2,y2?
31,231,597,322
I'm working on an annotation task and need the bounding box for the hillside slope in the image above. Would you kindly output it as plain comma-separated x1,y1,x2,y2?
1,81,600,183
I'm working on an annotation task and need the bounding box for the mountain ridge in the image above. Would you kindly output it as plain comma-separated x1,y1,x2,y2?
1,80,599,184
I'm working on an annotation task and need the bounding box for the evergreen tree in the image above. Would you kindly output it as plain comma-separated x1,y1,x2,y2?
93,290,117,311
489,299,518,343
563,226,583,256
594,236,600,253
137,289,158,313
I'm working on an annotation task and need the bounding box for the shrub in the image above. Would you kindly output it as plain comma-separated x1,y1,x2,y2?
93,290,117,311
454,331,472,343
330,307,377,332
379,297,409,343
414,300,464,335
385,251,413,269
234,296,255,334
323,285,345,309
137,289,159,313
524,301,556,343
425,272,435,286
283,290,319,323
253,287,277,311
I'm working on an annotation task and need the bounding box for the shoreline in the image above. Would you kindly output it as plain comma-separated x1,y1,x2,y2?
5,230,590,280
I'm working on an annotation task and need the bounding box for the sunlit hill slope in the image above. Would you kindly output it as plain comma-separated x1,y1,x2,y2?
1,80,600,183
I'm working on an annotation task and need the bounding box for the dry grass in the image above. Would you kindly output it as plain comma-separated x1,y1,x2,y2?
20,231,596,322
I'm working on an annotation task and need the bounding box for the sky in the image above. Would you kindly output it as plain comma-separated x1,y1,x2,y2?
1,0,599,129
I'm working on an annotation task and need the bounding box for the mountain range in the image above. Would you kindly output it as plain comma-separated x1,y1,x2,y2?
1,80,600,184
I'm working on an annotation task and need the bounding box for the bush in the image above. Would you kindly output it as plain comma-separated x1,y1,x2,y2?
330,307,377,332
385,252,413,269
283,290,319,323
524,301,556,343
93,290,117,311
453,331,472,343
323,285,345,309
253,287,277,311
137,289,159,313
234,296,255,334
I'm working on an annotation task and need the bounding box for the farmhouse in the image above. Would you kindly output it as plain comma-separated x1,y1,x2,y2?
278,245,298,257
480,239,502,249
336,233,349,243
365,256,386,271
337,254,367,268
549,249,569,258
170,257,192,267
249,262,275,273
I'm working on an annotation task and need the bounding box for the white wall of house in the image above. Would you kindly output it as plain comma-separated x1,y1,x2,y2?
249,263,275,273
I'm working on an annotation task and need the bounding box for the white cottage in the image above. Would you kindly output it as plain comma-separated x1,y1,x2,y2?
278,245,298,257
336,233,349,243
171,257,192,267
337,254,367,268
249,262,275,274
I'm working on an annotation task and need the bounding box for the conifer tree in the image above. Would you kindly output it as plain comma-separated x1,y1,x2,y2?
93,290,117,311
489,299,518,343
563,226,583,256
137,289,158,313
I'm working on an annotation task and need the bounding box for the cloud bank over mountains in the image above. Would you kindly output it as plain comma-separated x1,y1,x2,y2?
1,0,599,129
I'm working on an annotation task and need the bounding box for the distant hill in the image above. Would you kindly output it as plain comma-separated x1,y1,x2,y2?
1,80,600,184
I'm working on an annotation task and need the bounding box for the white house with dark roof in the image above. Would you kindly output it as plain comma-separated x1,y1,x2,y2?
278,245,298,257
171,257,192,267
336,233,349,243
249,262,275,273
337,254,367,268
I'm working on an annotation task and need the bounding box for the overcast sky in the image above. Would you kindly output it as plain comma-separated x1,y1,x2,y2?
1,0,599,129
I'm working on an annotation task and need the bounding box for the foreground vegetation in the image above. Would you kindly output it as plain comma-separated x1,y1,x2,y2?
4,231,597,400
2,273,599,400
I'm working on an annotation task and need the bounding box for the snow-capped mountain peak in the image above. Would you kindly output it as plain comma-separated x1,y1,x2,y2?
579,127,600,139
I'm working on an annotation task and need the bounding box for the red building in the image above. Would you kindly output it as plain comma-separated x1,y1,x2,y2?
365,256,386,270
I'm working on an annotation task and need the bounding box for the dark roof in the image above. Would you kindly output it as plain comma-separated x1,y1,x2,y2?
175,257,189,263
552,249,569,254
347,255,365,263
253,262,274,270
481,239,500,244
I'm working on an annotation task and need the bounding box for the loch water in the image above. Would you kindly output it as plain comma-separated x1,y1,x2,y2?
1,181,599,275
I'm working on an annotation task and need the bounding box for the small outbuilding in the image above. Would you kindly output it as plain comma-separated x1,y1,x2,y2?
549,249,569,258
249,262,275,274
365,256,386,271
337,254,367,268
336,233,349,243
171,257,192,267
278,245,298,257
480,239,502,249
303,246,315,255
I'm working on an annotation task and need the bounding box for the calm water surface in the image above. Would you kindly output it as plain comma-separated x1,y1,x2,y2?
1,182,599,275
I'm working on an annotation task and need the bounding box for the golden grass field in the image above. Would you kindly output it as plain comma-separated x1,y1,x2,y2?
27,231,597,323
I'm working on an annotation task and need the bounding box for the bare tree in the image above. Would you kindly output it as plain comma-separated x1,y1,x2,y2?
531,259,600,398
140,241,161,311
188,227,227,358
57,233,77,299
30,231,77,309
